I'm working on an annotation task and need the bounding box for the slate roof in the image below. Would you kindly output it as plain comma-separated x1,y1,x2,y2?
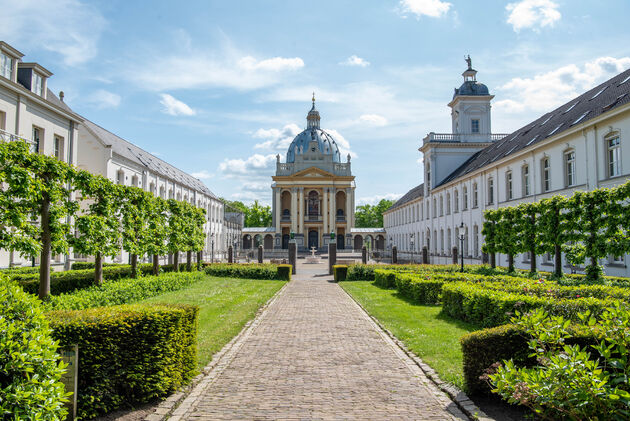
438,68,630,187
387,183,424,211
45,88,74,114
242,227,276,233
82,119,217,199
351,228,386,233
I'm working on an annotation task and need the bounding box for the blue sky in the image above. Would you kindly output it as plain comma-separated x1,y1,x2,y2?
3,0,630,205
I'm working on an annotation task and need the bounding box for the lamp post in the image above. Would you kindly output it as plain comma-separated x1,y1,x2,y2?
210,232,215,264
410,233,415,264
459,222,465,272
245,234,251,262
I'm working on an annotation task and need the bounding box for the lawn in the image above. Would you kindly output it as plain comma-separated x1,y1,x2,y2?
140,275,285,371
340,281,477,389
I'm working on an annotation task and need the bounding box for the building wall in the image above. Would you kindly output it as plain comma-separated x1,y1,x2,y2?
384,105,630,277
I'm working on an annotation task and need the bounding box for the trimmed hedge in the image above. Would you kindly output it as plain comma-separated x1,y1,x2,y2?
333,265,348,282
442,281,619,327
47,272,206,311
0,274,68,420
0,266,40,274
277,264,292,281
70,262,125,270
204,263,286,280
48,304,198,419
461,324,599,395
13,264,154,295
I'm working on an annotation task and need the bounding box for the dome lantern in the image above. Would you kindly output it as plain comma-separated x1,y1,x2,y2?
307,92,320,129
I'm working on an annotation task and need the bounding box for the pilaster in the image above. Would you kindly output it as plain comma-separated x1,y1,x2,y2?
291,187,298,233
274,187,281,233
322,187,328,234
298,187,305,234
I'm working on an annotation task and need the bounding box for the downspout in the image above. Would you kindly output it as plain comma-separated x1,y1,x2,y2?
583,128,590,189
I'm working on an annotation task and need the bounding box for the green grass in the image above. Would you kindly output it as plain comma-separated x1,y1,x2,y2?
340,281,477,389
139,275,285,371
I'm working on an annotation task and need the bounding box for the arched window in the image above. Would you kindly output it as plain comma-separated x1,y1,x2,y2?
463,186,468,210
606,132,621,177
117,169,125,185
454,190,459,213
439,196,444,216
472,183,478,208
131,175,139,187
308,190,319,218
522,165,530,196
564,149,576,187
541,157,551,192
446,193,451,215
505,171,513,200
487,178,494,205
473,225,479,257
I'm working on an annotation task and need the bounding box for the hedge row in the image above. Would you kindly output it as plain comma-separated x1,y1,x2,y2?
0,266,41,274
460,323,599,395
70,261,126,270
333,265,348,282
442,281,619,328
47,272,206,311
204,263,291,281
49,304,198,419
0,274,68,419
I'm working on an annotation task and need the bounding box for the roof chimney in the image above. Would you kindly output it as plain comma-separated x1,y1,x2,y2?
59,91,64,102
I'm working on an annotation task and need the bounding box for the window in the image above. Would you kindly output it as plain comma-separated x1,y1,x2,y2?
433,198,437,218
446,193,451,215
426,201,430,219
564,150,576,187
542,157,551,192
473,225,479,257
117,170,124,185
463,186,468,210
607,134,621,177
522,165,530,196
610,254,625,265
131,175,139,187
471,119,480,133
32,126,41,153
472,183,478,207
32,73,43,96
487,178,494,205
426,163,431,189
447,228,452,252
439,196,444,216
0,110,5,130
454,190,459,213
53,135,63,160
0,53,13,80
506,171,513,200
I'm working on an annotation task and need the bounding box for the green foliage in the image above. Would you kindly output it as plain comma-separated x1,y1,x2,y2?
48,304,198,419
0,274,68,420
354,199,394,228
222,199,270,227
481,209,499,256
46,271,205,311
204,263,287,280
277,264,292,281
488,305,630,419
333,265,348,282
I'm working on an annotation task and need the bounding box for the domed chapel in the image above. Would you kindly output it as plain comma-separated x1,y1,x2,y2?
242,96,386,252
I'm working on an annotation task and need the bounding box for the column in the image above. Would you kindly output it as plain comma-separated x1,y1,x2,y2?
298,187,305,234
291,187,298,233
346,187,354,231
322,187,328,234
329,188,335,232
274,188,281,232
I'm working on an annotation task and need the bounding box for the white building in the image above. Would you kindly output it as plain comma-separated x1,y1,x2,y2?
0,41,82,268
0,41,239,268
384,58,630,277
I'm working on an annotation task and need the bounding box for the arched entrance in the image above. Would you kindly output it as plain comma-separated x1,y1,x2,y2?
282,234,290,249
308,229,319,249
243,235,252,249
376,235,385,250
254,234,262,248
354,235,363,251
264,234,273,250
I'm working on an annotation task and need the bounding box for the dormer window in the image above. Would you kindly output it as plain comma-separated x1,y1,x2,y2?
32,73,43,96
0,53,13,80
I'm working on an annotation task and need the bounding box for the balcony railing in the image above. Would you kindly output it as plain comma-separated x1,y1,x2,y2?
423,132,509,143
0,128,34,146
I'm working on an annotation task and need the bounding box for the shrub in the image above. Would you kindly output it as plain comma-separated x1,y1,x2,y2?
333,265,348,282
14,264,154,295
48,304,198,419
441,281,619,327
374,269,398,288
394,273,444,305
47,272,206,311
461,321,599,395
0,275,68,420
204,263,283,280
277,264,292,281
0,266,40,274
70,262,124,270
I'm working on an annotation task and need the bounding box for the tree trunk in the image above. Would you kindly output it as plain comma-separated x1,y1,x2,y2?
173,252,179,272
197,251,202,271
38,193,52,300
508,254,514,273
95,252,103,286
490,253,496,269
186,251,192,272
153,254,159,276
131,254,138,278
530,246,536,274
554,244,562,278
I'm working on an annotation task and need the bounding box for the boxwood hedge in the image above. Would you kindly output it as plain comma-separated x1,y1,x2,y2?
0,274,68,420
204,263,289,280
48,304,198,419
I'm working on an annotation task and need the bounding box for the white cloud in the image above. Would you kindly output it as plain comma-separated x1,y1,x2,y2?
86,89,121,109
506,0,561,32
326,129,356,159
191,170,213,180
341,55,370,67
253,123,301,151
495,56,630,114
357,193,403,206
398,0,452,18
0,0,105,65
160,94,196,116
218,154,277,178
358,114,388,126
129,45,304,91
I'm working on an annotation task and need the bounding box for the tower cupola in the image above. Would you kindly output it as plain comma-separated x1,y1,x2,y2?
307,92,320,129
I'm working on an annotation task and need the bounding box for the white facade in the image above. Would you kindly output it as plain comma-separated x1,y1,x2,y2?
0,42,82,268
384,62,630,277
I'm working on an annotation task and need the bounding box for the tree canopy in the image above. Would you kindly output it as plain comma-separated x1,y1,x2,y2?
222,199,272,227
355,199,394,228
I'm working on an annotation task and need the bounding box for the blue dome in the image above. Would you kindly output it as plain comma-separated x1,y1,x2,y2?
286,128,342,163
454,80,490,98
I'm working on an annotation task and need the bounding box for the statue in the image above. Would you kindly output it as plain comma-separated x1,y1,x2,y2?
347,153,351,163
465,55,472,70
276,154,280,163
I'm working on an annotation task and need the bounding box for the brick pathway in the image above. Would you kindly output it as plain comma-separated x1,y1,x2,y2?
170,262,467,420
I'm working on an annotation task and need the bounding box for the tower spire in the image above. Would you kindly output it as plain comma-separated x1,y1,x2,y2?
307,94,320,129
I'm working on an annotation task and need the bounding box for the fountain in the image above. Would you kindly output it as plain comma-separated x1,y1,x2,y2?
306,246,320,263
